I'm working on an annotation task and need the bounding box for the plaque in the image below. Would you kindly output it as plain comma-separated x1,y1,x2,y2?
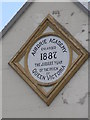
25,33,72,86
9,14,89,106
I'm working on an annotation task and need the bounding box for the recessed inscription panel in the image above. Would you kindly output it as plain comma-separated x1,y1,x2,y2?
27,34,71,84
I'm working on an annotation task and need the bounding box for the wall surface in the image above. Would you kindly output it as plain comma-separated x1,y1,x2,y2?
2,2,89,118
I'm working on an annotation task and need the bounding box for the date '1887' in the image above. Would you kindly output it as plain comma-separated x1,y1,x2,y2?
41,52,57,60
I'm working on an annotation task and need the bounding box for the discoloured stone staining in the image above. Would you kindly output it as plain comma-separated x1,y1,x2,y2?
77,93,88,105
61,92,68,104
71,12,75,16
62,98,68,104
88,92,90,97
61,91,88,105
52,10,60,17
86,39,90,41
75,23,88,51
65,23,69,24
82,24,87,26
82,29,85,32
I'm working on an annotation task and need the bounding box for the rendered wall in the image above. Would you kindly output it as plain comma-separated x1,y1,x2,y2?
2,2,88,118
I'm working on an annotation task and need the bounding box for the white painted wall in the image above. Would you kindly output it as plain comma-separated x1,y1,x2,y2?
2,2,88,118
